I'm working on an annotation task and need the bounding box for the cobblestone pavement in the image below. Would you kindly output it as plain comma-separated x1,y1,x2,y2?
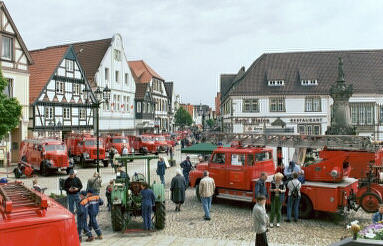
0,146,372,246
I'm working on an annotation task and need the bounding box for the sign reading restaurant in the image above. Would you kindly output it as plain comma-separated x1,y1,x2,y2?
290,118,323,123
234,117,323,125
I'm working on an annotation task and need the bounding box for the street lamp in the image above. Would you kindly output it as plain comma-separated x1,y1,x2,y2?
83,85,111,173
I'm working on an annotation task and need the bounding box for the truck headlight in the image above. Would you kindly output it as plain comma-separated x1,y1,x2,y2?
84,152,89,158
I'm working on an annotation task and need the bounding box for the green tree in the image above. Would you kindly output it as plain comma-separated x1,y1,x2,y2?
0,69,22,139
206,119,215,128
174,107,193,128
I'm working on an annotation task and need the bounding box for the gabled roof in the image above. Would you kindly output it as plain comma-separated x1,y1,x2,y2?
164,82,173,99
0,1,32,64
135,83,150,100
228,50,383,97
71,38,112,83
128,60,164,83
29,46,68,103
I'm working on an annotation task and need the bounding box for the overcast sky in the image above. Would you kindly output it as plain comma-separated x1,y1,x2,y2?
5,0,383,107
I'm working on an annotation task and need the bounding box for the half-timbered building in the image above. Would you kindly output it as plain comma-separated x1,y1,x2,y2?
129,60,169,133
29,45,94,139
0,2,33,164
135,83,155,134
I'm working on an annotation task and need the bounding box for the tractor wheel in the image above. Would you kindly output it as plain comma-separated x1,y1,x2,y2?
299,194,313,219
195,184,201,202
111,205,123,231
360,192,382,213
40,162,49,177
154,202,166,230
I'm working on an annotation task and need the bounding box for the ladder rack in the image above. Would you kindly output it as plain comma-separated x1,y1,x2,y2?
0,182,48,219
204,132,380,152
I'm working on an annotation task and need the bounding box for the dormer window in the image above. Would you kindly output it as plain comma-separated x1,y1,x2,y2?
301,79,318,86
268,80,284,86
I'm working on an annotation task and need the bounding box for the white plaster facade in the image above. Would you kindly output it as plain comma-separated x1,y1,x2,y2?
94,34,136,135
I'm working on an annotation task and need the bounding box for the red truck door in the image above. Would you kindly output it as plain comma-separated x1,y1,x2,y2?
227,153,247,190
208,152,227,188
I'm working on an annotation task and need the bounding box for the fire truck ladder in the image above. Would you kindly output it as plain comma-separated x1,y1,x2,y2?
205,133,379,152
0,182,48,219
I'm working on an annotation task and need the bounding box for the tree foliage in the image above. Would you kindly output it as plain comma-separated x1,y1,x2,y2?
0,69,22,139
174,107,193,127
206,119,215,128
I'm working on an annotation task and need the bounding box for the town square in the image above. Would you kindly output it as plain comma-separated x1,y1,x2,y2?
1,1,383,246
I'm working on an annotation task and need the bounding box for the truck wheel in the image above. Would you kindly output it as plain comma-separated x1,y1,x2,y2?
360,192,382,213
195,184,201,202
154,202,166,230
103,160,109,168
40,162,49,177
299,194,313,219
111,205,123,231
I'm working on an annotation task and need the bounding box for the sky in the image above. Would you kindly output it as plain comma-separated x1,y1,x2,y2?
5,0,383,108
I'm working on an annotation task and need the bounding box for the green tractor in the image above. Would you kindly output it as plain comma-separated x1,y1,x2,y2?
110,155,166,231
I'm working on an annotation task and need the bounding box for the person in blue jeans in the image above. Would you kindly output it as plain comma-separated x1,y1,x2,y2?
64,169,82,213
140,182,156,230
181,156,193,187
286,172,302,222
199,171,215,220
156,157,166,185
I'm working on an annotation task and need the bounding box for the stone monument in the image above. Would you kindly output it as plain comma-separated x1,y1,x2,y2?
326,57,355,135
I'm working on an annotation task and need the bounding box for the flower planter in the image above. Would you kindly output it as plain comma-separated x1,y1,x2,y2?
329,237,383,246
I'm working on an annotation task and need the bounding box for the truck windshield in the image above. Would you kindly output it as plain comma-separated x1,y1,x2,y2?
255,152,270,162
44,144,66,152
142,137,152,142
85,140,102,146
112,138,128,144
155,136,165,141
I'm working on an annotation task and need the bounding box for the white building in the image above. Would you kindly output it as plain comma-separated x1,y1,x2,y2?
0,2,33,164
129,60,169,133
221,50,383,162
73,34,136,135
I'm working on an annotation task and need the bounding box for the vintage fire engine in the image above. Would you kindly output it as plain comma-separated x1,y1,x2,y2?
0,182,79,246
163,134,176,147
151,134,170,152
18,138,72,177
104,135,133,155
190,133,383,216
65,133,107,167
129,135,158,154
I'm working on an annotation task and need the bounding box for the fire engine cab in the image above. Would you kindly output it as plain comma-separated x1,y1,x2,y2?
65,134,107,167
104,135,133,155
189,145,359,218
130,135,158,154
18,139,72,176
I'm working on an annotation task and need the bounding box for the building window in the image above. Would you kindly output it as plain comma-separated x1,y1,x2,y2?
115,70,119,83
114,49,121,61
298,124,321,135
105,68,109,82
63,108,71,120
243,99,259,113
124,73,128,85
44,107,54,119
117,95,120,111
1,36,13,60
270,97,285,112
305,97,321,112
2,78,13,97
143,102,147,113
350,103,374,126
380,106,383,123
73,83,80,95
113,95,117,111
301,79,318,86
137,102,142,113
55,81,65,94
79,108,86,119
268,80,284,86
65,60,74,72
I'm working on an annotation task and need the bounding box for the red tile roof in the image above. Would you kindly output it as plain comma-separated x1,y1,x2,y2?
128,60,163,83
29,46,68,103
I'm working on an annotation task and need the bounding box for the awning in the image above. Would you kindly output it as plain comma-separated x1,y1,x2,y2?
181,143,230,154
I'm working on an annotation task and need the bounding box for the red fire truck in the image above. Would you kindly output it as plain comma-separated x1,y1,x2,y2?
0,182,80,246
151,134,170,152
104,135,133,155
189,145,359,218
163,134,176,147
130,135,158,154
18,139,72,177
65,133,107,167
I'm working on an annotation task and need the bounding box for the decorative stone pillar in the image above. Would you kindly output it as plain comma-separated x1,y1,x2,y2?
326,57,355,135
